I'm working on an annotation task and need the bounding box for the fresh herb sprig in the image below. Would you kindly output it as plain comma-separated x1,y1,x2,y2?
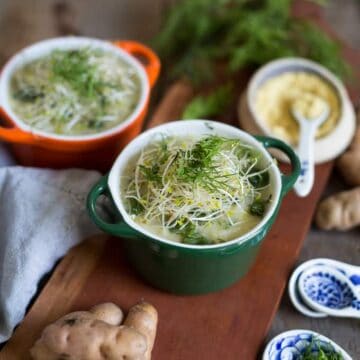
51,48,106,99
153,0,351,86
182,84,233,120
125,135,271,244
173,222,210,245
299,336,344,360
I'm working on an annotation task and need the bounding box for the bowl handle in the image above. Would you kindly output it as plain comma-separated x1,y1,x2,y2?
255,135,300,197
0,108,35,144
113,40,160,88
87,175,139,239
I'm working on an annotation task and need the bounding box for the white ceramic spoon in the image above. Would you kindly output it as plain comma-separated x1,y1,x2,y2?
288,260,328,318
292,103,330,197
289,258,360,318
298,264,360,318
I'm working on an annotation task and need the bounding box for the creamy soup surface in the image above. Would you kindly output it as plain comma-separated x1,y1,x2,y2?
122,135,273,245
10,47,141,135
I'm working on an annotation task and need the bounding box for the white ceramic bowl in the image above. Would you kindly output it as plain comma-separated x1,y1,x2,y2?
238,57,356,163
263,329,352,360
0,36,160,170
87,119,300,294
0,36,150,142
108,120,284,250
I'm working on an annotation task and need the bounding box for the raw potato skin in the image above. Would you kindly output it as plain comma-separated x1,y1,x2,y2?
318,111,360,231
30,302,158,360
315,187,360,230
337,113,360,186
124,303,158,360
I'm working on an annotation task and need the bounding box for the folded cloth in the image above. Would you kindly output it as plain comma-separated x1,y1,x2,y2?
0,166,102,343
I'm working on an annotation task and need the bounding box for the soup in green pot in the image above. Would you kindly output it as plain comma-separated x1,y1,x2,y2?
122,134,273,245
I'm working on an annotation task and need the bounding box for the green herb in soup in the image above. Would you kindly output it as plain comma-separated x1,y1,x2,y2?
10,47,141,135
123,135,273,245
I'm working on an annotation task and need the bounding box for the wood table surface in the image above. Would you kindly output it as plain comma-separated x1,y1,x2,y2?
0,0,359,358
0,79,333,359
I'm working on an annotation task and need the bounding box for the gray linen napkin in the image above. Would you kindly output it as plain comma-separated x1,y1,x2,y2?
0,165,102,343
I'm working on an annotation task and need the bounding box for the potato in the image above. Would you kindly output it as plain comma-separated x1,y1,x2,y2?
30,302,158,360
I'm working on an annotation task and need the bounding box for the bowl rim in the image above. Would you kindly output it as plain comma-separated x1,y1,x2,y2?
262,329,352,360
107,120,283,250
247,57,348,137
0,36,150,142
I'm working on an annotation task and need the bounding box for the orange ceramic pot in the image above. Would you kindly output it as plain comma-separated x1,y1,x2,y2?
0,37,160,171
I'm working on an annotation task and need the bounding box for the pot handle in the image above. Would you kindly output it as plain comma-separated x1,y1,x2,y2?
0,109,34,144
255,136,300,197
113,40,160,89
87,175,139,239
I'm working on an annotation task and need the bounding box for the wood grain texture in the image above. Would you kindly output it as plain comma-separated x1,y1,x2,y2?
147,81,194,128
0,1,359,359
64,166,333,360
0,80,333,360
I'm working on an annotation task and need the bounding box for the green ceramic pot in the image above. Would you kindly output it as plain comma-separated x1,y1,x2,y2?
87,120,300,295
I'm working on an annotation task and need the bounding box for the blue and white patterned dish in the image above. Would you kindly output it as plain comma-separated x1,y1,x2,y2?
263,329,352,360
298,265,360,318
288,261,328,318
288,258,360,318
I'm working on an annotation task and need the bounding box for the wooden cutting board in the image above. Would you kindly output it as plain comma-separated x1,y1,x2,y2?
2,3,360,360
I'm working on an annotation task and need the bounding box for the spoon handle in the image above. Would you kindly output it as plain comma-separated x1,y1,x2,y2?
294,124,316,197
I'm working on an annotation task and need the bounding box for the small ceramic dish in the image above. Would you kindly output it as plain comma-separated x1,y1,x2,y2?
263,329,352,360
289,258,360,318
238,57,356,163
87,120,300,294
0,36,160,170
298,265,360,318
288,260,328,318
